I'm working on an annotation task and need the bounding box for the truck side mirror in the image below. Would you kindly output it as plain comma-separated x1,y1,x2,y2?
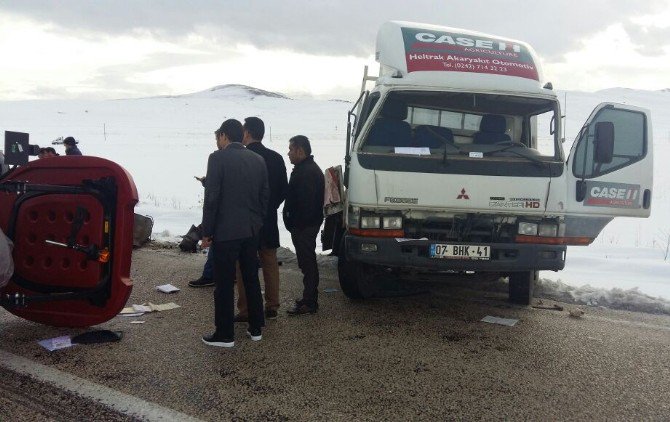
594,121,614,163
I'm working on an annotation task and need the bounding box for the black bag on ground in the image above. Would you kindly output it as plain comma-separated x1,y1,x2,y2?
179,224,202,253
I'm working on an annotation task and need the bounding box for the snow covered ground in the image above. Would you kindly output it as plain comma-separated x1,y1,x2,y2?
1,84,668,303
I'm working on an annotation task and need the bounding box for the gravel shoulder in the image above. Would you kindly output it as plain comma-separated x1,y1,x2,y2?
1,246,670,421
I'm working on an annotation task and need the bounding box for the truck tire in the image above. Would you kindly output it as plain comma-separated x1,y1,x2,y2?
337,239,376,299
508,270,537,305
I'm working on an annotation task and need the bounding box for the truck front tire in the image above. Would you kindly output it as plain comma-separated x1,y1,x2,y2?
337,239,376,299
508,270,537,305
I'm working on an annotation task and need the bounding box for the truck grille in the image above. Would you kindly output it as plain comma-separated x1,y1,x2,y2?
403,216,515,243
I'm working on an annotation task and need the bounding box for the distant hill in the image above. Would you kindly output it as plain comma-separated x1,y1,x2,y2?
181,84,291,100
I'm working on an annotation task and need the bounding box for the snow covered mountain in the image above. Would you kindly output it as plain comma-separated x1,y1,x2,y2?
179,84,291,100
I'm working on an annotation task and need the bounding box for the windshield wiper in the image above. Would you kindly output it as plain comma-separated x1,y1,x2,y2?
424,126,463,165
485,142,547,167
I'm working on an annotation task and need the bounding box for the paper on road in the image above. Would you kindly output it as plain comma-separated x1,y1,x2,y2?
156,284,180,293
481,315,519,327
38,335,74,351
119,302,181,317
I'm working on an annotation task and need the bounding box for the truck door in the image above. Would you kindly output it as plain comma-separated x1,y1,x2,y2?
565,103,653,241
0,156,138,327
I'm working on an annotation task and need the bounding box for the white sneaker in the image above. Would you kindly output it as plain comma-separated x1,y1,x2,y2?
246,328,262,342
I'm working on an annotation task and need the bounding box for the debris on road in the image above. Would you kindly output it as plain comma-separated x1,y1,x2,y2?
72,330,123,345
569,308,586,318
38,335,74,352
156,284,180,293
481,315,519,327
532,304,564,311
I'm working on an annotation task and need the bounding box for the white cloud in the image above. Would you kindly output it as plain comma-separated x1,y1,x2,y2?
544,23,670,91
2,1,670,100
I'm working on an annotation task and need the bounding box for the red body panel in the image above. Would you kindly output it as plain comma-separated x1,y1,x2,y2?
0,156,138,327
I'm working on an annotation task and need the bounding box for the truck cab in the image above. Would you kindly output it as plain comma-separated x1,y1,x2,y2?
331,21,653,304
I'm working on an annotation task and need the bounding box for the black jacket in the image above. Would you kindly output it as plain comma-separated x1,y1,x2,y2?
202,143,269,241
283,155,325,231
247,141,288,248
65,146,82,156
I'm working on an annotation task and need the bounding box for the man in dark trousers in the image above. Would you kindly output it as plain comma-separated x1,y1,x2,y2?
284,135,325,315
63,137,82,155
201,119,269,347
235,117,288,321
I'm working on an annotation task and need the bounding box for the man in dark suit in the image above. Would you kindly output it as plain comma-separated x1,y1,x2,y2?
284,135,325,315
235,117,288,321
201,119,269,348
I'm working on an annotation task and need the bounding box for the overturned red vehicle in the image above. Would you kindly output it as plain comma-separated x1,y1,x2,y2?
0,156,138,327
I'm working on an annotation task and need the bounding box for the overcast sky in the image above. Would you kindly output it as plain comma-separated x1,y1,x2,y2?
1,0,669,100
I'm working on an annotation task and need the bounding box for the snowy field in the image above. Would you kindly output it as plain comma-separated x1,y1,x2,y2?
1,84,668,303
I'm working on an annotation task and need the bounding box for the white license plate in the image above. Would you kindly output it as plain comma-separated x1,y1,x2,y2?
429,244,490,260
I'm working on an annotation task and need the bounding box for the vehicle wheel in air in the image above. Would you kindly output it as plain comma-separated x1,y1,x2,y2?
337,238,376,299
508,270,537,305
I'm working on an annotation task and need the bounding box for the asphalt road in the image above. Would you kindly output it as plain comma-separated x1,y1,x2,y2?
1,245,669,421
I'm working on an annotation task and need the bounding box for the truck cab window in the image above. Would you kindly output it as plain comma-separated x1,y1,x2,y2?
573,108,646,178
355,92,380,138
360,91,560,160
533,109,558,157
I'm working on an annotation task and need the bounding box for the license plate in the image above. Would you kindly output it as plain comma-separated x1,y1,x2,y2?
429,244,490,260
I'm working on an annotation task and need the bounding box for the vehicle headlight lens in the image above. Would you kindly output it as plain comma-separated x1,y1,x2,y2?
382,216,403,229
518,222,538,236
360,216,381,229
538,223,558,237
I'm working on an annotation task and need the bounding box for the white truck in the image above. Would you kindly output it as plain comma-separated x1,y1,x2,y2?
323,21,653,304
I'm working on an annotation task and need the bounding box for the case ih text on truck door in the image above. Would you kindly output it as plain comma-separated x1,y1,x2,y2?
324,21,653,305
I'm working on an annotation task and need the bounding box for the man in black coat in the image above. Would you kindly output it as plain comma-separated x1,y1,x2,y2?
283,135,325,315
235,117,287,321
200,119,269,347
63,137,82,155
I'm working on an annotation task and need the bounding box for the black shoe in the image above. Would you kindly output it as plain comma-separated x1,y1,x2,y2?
246,327,262,342
287,303,318,316
234,314,248,323
201,333,234,348
188,277,214,288
265,309,278,320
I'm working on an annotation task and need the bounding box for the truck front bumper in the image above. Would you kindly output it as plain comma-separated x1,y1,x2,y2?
344,235,566,272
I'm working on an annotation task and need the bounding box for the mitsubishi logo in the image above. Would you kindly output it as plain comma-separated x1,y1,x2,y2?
457,188,470,200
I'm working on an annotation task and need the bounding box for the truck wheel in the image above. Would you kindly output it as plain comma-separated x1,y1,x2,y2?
508,271,537,305
337,239,376,299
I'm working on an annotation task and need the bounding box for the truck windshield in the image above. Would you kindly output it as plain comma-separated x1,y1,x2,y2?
359,91,561,161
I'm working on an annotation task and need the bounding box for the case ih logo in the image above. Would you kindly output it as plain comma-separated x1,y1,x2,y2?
584,182,641,209
457,188,470,200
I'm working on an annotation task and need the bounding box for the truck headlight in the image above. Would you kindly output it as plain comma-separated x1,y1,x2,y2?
360,216,381,229
348,206,360,228
518,222,538,236
382,216,403,229
538,223,558,237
